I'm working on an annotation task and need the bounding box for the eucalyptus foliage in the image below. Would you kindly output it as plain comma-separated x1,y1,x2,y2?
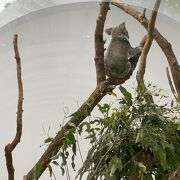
46,84,180,180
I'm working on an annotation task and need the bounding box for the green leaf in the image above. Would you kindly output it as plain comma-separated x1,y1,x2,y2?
138,162,146,173
68,122,77,128
65,151,69,158
71,154,76,170
171,100,174,107
48,165,53,177
109,156,122,176
69,110,89,118
119,85,132,106
72,143,76,155
61,157,67,166
78,122,87,135
52,161,59,166
64,129,76,146
60,166,65,175
153,143,167,170
97,103,110,114
44,137,54,143
108,92,117,97
135,132,141,144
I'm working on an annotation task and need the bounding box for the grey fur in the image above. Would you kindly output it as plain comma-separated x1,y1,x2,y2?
104,22,141,78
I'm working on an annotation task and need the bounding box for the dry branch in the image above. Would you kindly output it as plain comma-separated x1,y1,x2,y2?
136,0,161,83
5,34,24,180
111,0,180,100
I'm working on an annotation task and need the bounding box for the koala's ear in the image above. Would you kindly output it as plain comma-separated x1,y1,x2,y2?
105,27,113,35
120,22,126,29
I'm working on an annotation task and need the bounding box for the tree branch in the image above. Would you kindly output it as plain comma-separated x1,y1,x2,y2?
111,0,180,101
24,1,110,179
5,34,24,180
23,1,145,178
24,82,114,180
136,0,161,83
166,67,178,101
95,1,110,85
169,166,180,180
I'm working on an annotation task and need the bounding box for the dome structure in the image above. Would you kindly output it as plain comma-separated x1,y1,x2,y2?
0,1,179,179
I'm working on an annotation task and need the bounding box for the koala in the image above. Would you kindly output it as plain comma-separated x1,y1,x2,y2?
104,22,141,79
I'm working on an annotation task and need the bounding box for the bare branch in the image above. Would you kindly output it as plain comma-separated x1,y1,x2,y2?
5,34,24,180
94,1,110,84
136,0,161,83
111,0,180,101
166,67,178,101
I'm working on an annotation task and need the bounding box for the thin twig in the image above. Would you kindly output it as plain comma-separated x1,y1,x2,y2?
142,8,146,18
5,34,24,180
166,67,178,101
76,133,84,163
89,144,114,179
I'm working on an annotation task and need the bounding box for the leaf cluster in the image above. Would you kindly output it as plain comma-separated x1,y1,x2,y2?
76,85,180,180
44,84,180,180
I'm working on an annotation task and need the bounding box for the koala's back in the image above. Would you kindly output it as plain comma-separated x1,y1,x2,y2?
105,38,130,78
